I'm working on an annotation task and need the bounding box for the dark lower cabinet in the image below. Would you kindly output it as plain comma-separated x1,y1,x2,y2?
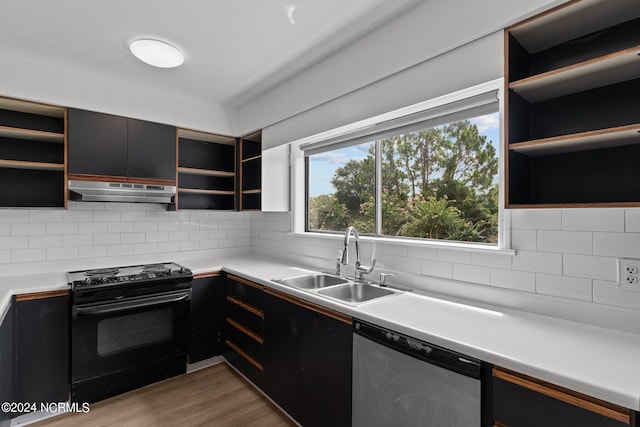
493,366,638,427
263,289,352,427
14,292,69,409
190,275,224,363
0,304,13,427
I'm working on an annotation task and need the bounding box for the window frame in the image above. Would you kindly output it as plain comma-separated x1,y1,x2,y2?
291,79,512,252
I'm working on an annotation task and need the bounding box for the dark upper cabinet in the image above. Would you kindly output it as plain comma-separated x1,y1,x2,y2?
127,118,176,181
68,108,128,177
190,275,224,363
0,304,13,427
14,293,69,408
68,108,176,181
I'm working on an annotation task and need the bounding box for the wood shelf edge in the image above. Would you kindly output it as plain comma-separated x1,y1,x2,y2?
178,188,235,195
225,340,264,371
0,159,64,171
0,125,65,142
15,290,69,302
241,155,262,163
178,167,235,177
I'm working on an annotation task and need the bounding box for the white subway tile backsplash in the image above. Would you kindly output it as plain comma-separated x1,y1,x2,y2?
0,224,9,236
157,242,180,253
134,243,158,254
189,211,209,221
29,210,63,223
121,233,146,244
0,250,9,264
511,209,561,230
146,211,169,221
179,240,200,251
594,232,640,258
407,246,437,260
29,235,62,249
94,211,121,222
12,223,46,236
0,236,28,250
200,240,220,250
108,244,133,256
158,221,180,232
63,211,93,222
79,246,107,259
79,222,107,234
48,222,78,235
11,248,46,263
93,233,120,245
169,231,191,242
421,260,453,279
104,202,133,211
134,222,158,233
625,209,640,232
395,257,421,275
453,264,490,285
0,210,29,223
73,202,104,211
121,211,147,222
63,234,93,247
490,268,535,292
437,248,471,264
537,231,593,254
563,254,617,281
146,231,169,243
179,221,199,232
593,280,640,310
562,208,624,232
511,229,536,250
47,246,78,261
512,250,562,274
471,252,512,269
108,222,134,233
536,273,592,302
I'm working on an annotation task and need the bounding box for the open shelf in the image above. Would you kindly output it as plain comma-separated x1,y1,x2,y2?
241,155,262,163
239,131,262,211
0,159,64,171
509,124,640,156
505,0,640,208
242,189,261,195
178,167,235,177
0,125,64,143
179,188,235,195
0,97,66,207
177,128,236,210
509,45,640,102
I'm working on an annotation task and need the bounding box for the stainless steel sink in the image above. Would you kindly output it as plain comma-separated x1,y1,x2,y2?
272,273,349,290
317,283,396,303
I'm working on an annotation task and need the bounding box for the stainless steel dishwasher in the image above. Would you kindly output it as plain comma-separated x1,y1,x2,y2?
353,319,484,426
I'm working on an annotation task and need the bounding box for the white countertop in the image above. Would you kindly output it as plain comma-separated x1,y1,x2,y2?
2,250,640,411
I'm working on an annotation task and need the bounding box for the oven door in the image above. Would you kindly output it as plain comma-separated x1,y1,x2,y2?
71,289,191,384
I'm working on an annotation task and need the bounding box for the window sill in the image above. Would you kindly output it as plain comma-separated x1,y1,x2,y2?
289,231,516,256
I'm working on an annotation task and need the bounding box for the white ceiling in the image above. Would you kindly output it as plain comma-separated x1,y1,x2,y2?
0,0,422,109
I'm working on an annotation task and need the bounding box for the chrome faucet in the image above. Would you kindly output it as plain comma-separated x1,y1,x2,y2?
341,226,376,280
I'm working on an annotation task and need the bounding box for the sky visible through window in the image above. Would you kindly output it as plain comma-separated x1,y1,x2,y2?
308,112,500,197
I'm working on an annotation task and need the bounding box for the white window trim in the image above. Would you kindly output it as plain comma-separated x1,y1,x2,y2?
289,78,513,254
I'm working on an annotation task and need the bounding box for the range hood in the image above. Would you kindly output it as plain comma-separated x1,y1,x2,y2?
68,180,175,204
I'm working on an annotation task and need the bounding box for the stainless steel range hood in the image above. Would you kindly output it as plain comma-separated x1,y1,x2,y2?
68,180,175,203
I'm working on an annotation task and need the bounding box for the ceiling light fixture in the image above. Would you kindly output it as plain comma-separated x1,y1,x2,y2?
129,39,184,68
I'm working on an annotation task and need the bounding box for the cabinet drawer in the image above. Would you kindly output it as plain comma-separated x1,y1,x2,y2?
225,341,264,389
225,319,263,363
225,297,263,336
493,367,631,427
225,275,263,309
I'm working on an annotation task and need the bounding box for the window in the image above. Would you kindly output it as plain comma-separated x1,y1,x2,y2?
302,82,502,246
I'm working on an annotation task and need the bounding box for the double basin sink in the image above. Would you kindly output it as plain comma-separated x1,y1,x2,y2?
272,273,404,305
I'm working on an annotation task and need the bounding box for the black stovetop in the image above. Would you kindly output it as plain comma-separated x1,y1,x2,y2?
67,262,193,292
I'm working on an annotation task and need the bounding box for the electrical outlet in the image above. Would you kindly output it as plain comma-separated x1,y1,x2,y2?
618,258,640,291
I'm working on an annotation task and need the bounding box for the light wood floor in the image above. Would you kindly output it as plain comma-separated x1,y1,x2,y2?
32,363,296,427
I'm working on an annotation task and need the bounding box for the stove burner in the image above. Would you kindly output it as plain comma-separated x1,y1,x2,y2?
84,267,120,277
142,264,170,274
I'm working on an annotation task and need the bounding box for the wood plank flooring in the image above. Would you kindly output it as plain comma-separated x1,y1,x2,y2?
31,363,296,427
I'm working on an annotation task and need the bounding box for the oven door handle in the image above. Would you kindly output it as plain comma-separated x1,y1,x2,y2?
74,291,191,316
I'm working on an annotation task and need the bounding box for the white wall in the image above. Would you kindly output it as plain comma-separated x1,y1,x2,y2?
0,50,237,136
238,0,568,139
0,203,250,265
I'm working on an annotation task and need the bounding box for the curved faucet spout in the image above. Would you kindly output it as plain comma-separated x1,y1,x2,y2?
341,226,359,266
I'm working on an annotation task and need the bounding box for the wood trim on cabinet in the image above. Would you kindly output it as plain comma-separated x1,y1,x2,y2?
493,366,631,425
226,318,264,345
67,173,176,187
505,0,582,32
263,287,352,325
226,296,264,318
0,160,64,171
174,127,179,209
15,290,69,302
193,271,221,280
226,340,264,371
64,108,68,209
503,29,511,209
494,422,509,427
226,274,264,290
